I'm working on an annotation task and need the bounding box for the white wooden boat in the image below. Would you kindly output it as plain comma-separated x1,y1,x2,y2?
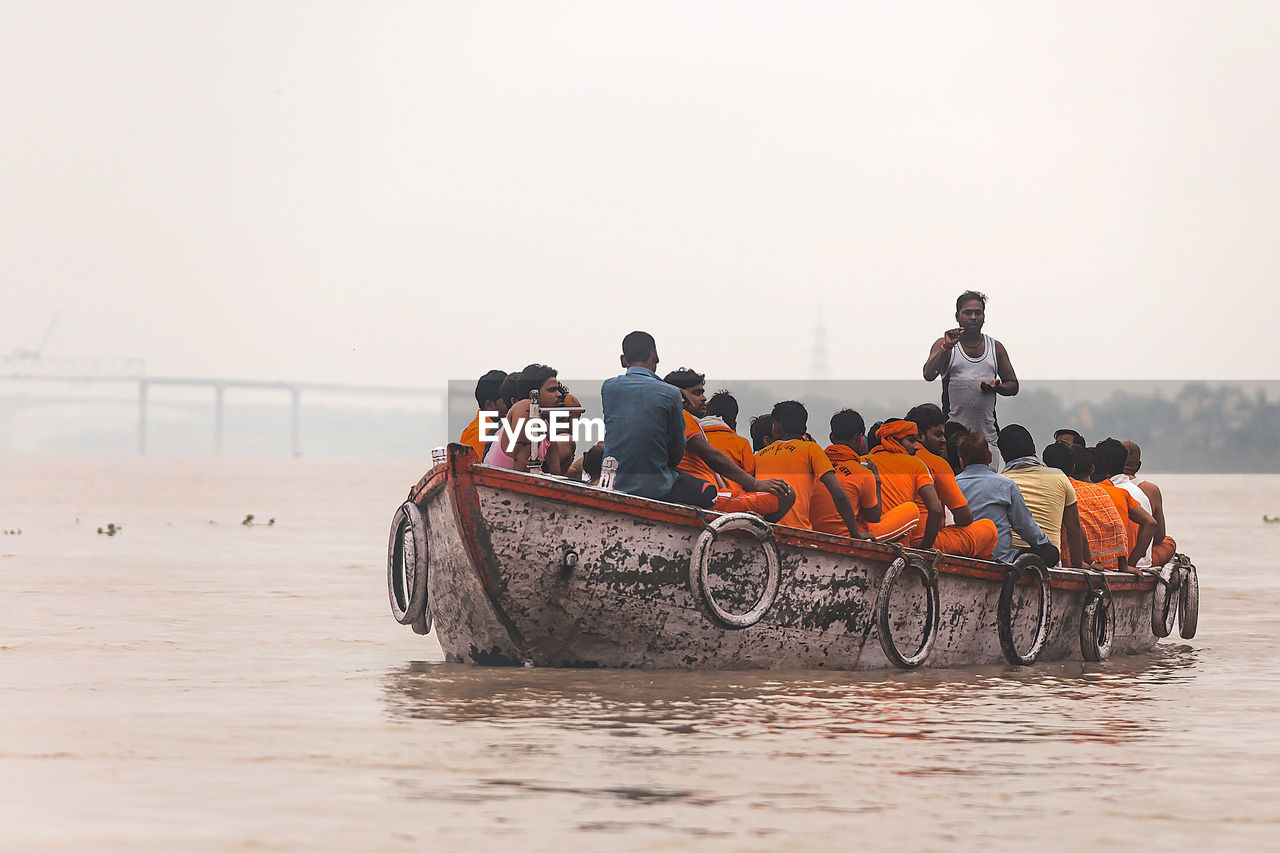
386,444,1198,669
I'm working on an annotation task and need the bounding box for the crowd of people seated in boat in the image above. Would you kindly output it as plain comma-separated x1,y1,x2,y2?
456,330,1175,572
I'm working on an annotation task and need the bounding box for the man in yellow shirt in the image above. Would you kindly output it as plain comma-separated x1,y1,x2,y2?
996,424,1087,567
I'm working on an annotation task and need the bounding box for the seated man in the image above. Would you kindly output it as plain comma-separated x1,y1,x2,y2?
755,401,867,537
810,409,920,543
699,391,756,474
996,425,1086,567
868,419,996,558
483,364,572,474
1123,440,1177,566
566,440,605,484
1060,443,1129,571
906,404,998,557
459,369,509,459
749,413,774,452
664,368,795,521
1093,438,1159,568
954,431,1059,565
601,331,706,504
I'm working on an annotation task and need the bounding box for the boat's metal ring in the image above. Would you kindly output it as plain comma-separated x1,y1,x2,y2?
688,512,781,630
1178,560,1199,639
1151,562,1180,638
1080,580,1115,662
875,553,940,669
998,554,1052,666
388,501,430,628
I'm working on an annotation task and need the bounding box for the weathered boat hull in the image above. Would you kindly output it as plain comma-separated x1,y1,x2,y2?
401,445,1166,670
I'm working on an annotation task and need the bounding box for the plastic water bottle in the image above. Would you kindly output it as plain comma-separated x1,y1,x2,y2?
527,389,544,474
599,456,618,491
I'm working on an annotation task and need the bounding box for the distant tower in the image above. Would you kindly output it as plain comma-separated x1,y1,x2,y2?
811,317,829,379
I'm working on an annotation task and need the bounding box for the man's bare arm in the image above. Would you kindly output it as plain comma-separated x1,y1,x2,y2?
1062,503,1087,569
820,471,870,540
1127,504,1157,566
688,434,791,497
918,483,944,549
1138,481,1167,544
991,340,1020,396
923,331,961,381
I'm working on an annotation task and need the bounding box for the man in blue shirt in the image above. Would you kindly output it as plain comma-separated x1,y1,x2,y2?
602,331,713,505
953,430,1059,565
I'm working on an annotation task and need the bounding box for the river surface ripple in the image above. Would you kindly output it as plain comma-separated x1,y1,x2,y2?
2,457,1278,850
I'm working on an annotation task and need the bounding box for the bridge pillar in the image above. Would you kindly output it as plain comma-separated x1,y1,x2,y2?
214,384,225,455
290,387,301,457
138,380,149,454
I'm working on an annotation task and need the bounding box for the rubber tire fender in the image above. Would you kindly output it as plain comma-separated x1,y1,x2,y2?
1080,590,1115,662
875,553,941,669
688,512,782,630
1151,563,1179,638
388,501,430,626
1178,563,1199,639
997,554,1052,666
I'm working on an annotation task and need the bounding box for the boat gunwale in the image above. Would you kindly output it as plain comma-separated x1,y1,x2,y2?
417,444,1155,595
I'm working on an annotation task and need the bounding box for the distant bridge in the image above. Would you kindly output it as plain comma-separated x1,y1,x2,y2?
0,358,443,454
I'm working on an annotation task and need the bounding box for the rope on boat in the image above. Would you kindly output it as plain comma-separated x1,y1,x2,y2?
998,554,1052,666
688,512,782,630
387,501,431,632
1080,571,1114,662
875,552,940,669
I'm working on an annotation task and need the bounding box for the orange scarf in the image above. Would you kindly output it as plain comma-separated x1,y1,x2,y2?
873,420,917,455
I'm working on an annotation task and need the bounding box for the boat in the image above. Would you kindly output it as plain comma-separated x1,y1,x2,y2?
386,444,1199,670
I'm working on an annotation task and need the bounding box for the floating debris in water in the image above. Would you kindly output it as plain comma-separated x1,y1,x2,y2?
3,529,21,535
240,514,276,527
1265,515,1280,523
97,523,122,537
241,514,255,526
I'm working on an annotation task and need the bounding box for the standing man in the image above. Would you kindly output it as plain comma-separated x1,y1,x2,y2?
923,291,1019,467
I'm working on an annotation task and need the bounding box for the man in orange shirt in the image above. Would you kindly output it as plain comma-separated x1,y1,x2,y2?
664,369,794,522
1061,444,1128,570
904,404,998,559
755,401,866,536
1092,441,1157,572
810,409,920,542
459,369,509,459
699,391,756,474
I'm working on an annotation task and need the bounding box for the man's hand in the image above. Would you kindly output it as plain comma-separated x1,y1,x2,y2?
752,478,794,498
979,380,1000,393
943,328,963,348
861,458,880,480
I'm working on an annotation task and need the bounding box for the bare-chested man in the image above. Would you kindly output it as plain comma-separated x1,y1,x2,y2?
923,291,1019,467
1121,440,1178,566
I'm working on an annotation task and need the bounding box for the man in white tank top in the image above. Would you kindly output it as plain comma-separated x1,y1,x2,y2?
922,291,1020,467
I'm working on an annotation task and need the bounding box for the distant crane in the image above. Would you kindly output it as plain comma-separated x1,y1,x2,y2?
6,311,61,360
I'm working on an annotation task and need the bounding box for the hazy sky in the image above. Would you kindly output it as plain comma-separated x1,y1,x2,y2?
2,2,1276,387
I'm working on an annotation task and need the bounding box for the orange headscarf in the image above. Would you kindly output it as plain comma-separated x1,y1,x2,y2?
874,419,918,455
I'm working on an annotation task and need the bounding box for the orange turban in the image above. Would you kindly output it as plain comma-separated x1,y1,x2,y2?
876,419,918,455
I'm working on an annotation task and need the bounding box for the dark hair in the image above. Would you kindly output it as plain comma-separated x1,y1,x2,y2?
497,373,520,408
771,400,808,436
1097,438,1128,479
956,290,988,312
1069,444,1093,479
944,430,964,473
1088,447,1109,483
944,420,968,439
830,409,866,442
1054,428,1086,446
621,331,657,363
749,414,774,452
582,443,605,480
956,430,991,466
996,424,1035,461
1042,442,1074,476
663,368,705,390
514,363,557,402
706,391,738,429
867,421,884,449
905,403,946,434
474,369,508,407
